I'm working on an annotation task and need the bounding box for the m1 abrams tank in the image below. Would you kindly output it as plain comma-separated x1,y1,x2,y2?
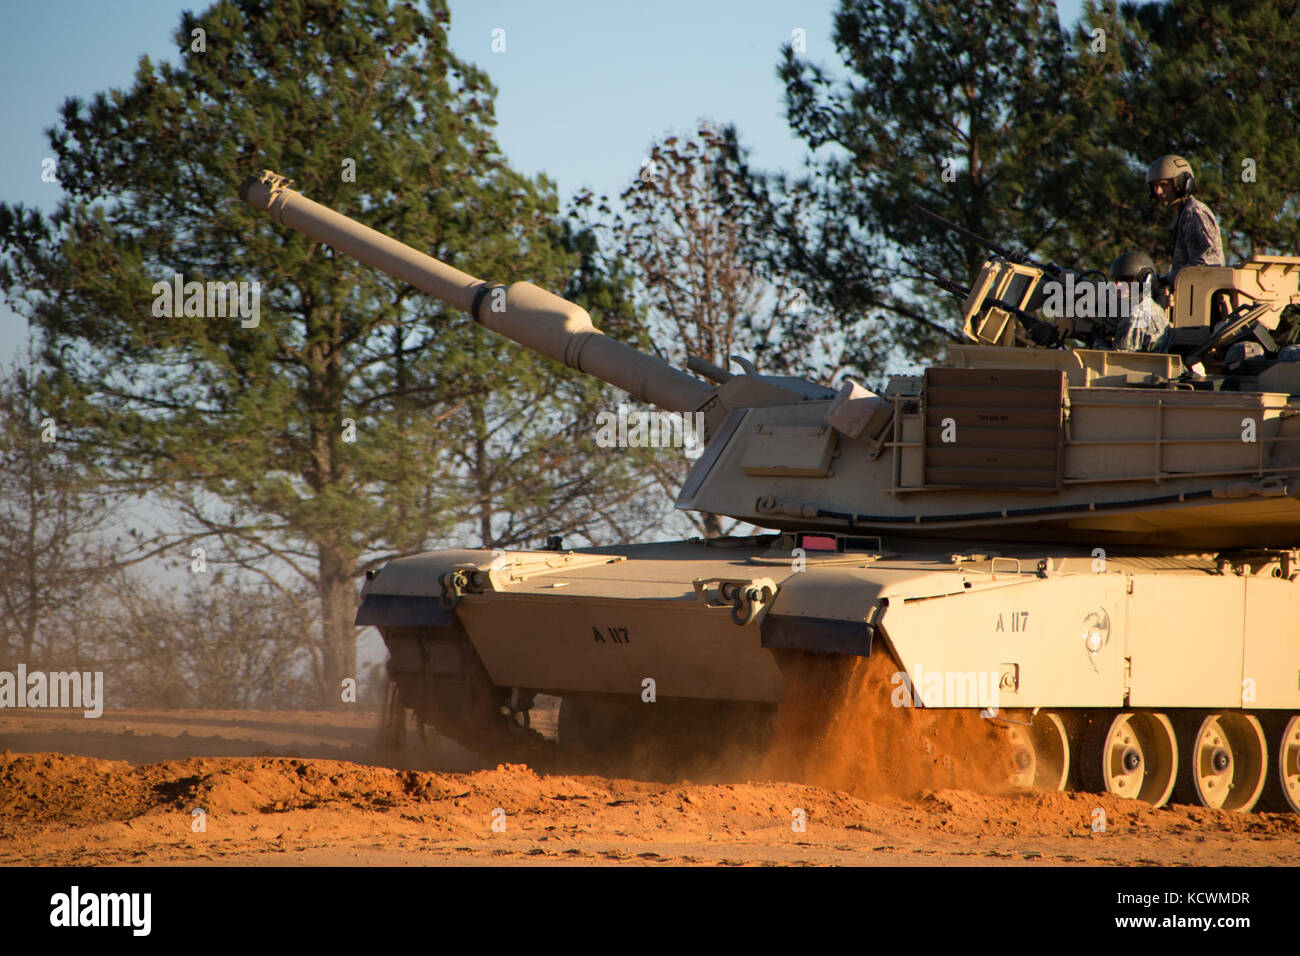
240,171,1300,812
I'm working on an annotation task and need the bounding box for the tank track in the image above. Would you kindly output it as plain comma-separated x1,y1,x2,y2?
379,624,552,765
996,707,1298,812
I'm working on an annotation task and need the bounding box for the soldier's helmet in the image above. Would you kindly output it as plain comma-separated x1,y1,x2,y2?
1146,154,1195,199
1110,251,1157,283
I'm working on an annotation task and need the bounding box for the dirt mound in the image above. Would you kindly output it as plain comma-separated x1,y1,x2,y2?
0,752,156,826
1,748,1298,866
1,710,1298,865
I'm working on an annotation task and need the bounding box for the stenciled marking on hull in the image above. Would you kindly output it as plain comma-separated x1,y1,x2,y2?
994,610,1030,633
592,626,631,645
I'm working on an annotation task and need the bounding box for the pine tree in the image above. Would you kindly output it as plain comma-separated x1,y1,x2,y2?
773,0,1090,370
0,0,643,706
766,0,1300,369
1080,0,1300,266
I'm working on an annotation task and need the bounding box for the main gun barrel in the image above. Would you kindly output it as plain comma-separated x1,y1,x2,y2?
238,171,712,413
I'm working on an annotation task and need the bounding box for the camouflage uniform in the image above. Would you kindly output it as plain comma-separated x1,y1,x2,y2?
1114,285,1171,352
1169,196,1224,277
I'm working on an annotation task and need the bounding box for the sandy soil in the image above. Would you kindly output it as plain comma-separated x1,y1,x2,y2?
1,699,1297,867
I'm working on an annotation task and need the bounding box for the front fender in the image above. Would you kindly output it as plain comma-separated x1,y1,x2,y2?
355,550,495,628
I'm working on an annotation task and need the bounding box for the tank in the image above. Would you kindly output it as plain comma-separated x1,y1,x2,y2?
239,170,1300,812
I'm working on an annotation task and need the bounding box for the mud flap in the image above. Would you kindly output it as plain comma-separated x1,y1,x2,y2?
355,594,455,628
760,614,873,657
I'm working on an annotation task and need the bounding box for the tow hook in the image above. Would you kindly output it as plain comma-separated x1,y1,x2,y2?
692,577,778,626
730,583,775,626
439,568,469,609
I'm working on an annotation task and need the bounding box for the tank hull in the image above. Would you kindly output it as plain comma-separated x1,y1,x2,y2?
362,536,1300,810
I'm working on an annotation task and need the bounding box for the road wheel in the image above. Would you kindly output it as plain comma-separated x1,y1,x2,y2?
1013,710,1070,791
1174,712,1268,812
1259,713,1300,813
385,625,551,766
1081,711,1178,807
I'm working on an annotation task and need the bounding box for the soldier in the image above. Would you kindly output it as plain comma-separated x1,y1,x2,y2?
1146,154,1224,282
1109,251,1170,352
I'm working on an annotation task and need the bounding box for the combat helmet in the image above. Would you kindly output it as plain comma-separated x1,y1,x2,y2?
1110,250,1156,283
1146,154,1195,199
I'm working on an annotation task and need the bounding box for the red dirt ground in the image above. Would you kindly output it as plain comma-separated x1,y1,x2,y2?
1,700,1296,866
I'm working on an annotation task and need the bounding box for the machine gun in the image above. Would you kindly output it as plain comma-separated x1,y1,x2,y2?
903,257,1064,349
910,204,1074,281
906,204,1140,349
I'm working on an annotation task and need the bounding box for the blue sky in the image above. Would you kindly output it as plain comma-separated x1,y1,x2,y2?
0,0,1086,362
